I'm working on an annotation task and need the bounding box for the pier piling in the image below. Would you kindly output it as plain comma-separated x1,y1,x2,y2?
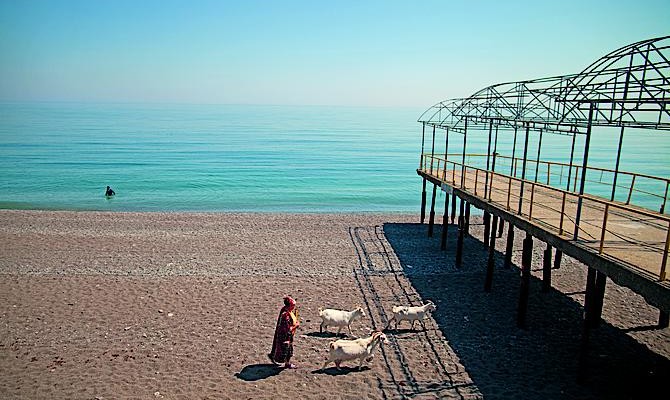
440,194,449,250
485,215,498,292
543,244,552,292
504,224,515,269
517,233,533,328
428,184,437,237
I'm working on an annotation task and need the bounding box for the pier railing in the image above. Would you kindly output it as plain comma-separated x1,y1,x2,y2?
422,153,670,214
420,153,670,281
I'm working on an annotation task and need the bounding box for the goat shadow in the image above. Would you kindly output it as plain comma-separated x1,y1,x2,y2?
303,331,345,339
235,363,282,381
383,327,426,335
312,365,370,376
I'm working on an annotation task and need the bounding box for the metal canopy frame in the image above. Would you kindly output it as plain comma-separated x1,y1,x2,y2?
418,36,670,134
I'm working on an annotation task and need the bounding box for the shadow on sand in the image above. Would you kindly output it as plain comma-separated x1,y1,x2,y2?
303,331,344,339
382,221,670,400
312,366,370,376
235,363,282,381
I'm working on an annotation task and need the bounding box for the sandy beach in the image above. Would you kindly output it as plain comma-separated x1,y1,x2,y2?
0,210,668,399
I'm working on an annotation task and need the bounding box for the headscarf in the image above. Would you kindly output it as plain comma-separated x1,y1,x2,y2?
283,296,299,330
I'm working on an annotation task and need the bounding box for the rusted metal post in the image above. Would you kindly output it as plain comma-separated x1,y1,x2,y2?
508,127,518,210
444,127,450,183
566,131,577,192
661,181,669,214
659,221,670,281
517,233,533,328
542,243,552,292
574,103,595,241
504,224,515,269
626,175,636,205
490,124,499,201
461,119,468,189
430,125,436,173
419,122,426,169
485,215,498,292
534,129,543,184
428,184,437,237
506,177,512,210
484,120,493,200
559,192,567,235
529,183,536,220
611,126,625,202
599,204,610,254
518,125,531,215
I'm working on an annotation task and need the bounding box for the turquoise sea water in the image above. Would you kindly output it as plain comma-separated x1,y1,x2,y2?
0,102,668,213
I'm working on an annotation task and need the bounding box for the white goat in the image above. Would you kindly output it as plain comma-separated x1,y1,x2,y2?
322,330,389,370
386,301,436,330
318,307,366,336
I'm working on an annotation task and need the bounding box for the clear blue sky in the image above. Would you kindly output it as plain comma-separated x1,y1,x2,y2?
1,0,668,107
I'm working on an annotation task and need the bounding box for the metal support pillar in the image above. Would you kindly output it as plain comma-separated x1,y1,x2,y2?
592,271,607,327
659,311,669,328
484,120,493,199
517,233,533,328
578,267,597,383
451,192,457,224
583,268,597,325
440,194,449,251
554,249,562,269
428,184,437,237
456,198,465,267
490,124,499,201
465,202,471,235
420,178,427,224
497,217,504,238
578,314,591,384
504,224,515,269
542,244,552,292
611,126,625,202
518,125,531,215
485,215,498,292
574,104,595,240
483,211,491,248
461,120,468,189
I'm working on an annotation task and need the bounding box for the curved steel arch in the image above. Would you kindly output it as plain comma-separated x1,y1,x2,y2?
420,36,670,133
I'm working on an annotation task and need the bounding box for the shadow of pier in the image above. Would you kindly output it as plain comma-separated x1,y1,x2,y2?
382,221,670,400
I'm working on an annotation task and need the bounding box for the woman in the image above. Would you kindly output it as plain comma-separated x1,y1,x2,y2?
268,295,300,368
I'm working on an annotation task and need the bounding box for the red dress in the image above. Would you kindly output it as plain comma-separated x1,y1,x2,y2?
269,306,298,364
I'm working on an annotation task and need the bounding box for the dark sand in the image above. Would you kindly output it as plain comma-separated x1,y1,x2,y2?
0,210,668,399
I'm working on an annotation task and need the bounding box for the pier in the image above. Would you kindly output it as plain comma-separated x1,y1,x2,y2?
416,36,670,376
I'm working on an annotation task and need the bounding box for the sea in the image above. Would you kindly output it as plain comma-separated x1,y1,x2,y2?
1,102,668,213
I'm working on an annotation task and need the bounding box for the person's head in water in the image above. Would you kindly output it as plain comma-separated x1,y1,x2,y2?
105,186,115,196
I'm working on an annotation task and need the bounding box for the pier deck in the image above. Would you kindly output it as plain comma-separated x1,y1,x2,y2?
418,161,670,312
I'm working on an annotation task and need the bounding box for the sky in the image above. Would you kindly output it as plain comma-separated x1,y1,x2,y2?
0,0,668,107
